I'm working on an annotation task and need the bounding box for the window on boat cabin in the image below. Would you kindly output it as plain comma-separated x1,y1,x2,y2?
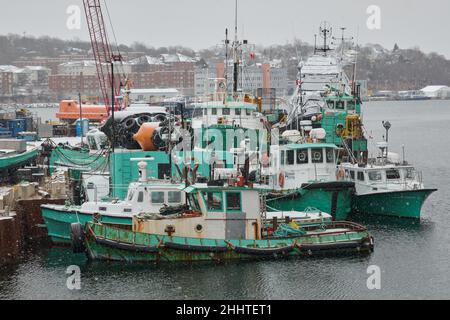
386,169,401,180
326,148,335,163
188,194,200,211
336,101,345,110
357,171,365,182
212,108,218,116
168,191,182,204
327,101,335,109
280,150,285,165
349,171,356,180
311,148,323,163
226,192,241,211
406,168,416,180
286,150,295,165
235,108,241,116
297,149,308,164
128,190,135,201
137,191,144,203
203,192,223,211
151,192,165,204
368,171,382,182
347,101,356,111
246,109,252,116
223,108,231,116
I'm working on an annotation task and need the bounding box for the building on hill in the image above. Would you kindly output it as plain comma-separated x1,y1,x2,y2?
128,54,196,96
420,86,450,99
194,61,288,100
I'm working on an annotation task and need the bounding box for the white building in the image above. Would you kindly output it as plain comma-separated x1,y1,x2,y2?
58,61,132,76
420,86,450,99
194,62,288,98
125,88,181,103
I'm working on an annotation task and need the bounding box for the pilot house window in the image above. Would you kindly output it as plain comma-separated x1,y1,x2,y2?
311,149,323,163
357,172,365,182
368,171,382,181
226,193,241,211
168,191,182,203
287,150,295,165
386,169,401,180
204,192,223,211
151,192,165,204
137,192,144,203
326,148,335,163
297,150,308,164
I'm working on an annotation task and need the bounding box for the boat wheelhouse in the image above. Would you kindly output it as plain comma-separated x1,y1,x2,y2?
191,100,267,131
342,162,437,219
264,143,354,220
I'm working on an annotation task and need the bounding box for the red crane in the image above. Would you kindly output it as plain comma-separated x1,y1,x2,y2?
83,0,122,112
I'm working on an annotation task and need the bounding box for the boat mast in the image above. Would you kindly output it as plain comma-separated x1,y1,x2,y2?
317,21,332,57
232,0,239,97
225,28,230,96
231,0,247,99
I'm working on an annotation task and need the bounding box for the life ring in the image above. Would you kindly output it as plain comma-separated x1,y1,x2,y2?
279,172,286,188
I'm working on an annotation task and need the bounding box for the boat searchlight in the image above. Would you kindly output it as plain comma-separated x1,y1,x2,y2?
131,158,155,182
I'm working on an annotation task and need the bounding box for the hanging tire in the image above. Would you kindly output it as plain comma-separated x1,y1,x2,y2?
136,115,152,126
70,223,86,254
123,117,136,130
153,114,167,123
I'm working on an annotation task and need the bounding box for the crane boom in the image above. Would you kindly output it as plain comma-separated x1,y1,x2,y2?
83,0,121,111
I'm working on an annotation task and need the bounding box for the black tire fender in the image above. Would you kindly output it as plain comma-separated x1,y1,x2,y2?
70,222,86,254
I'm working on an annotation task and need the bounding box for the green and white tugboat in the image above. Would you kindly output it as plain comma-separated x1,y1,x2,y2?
264,136,354,220
71,176,374,263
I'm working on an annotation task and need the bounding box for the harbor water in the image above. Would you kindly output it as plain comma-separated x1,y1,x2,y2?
1,100,449,300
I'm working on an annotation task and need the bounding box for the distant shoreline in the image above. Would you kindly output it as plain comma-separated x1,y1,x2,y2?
366,98,450,102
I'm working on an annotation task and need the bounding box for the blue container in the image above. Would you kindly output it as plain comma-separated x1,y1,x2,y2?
75,119,90,137
0,127,12,138
7,119,26,138
19,117,34,132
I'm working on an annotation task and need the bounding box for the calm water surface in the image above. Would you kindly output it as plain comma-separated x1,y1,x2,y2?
1,100,449,300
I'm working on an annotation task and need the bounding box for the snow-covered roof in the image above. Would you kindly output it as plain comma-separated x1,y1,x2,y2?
301,55,341,75
25,66,51,71
129,56,166,65
0,65,25,73
127,88,180,95
420,85,450,92
59,60,97,67
130,53,197,65
161,53,196,63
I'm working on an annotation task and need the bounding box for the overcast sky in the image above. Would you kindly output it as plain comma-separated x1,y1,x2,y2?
1,0,449,57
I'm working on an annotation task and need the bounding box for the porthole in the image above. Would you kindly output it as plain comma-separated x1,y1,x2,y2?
195,224,203,233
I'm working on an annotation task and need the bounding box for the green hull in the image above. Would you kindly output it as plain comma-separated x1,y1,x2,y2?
352,189,437,219
84,222,373,263
266,182,354,220
0,147,38,170
41,207,131,244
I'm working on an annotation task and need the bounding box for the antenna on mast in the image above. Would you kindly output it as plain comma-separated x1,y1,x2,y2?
351,26,360,96
317,21,333,56
231,0,247,98
333,27,354,62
